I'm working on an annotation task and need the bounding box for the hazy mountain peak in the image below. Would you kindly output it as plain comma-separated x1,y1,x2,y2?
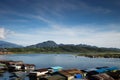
0,40,23,48
27,40,58,48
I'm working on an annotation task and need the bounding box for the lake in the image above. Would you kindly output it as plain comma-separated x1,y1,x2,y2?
0,53,120,80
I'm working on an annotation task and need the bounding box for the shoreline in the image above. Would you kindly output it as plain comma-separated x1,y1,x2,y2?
77,53,120,58
1,51,120,58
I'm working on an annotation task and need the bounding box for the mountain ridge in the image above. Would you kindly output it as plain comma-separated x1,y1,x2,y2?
0,40,23,48
27,40,120,50
27,40,58,48
0,40,120,53
26,40,120,53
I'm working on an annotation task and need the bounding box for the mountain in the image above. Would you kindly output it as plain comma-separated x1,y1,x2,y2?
26,40,120,53
27,40,58,48
0,41,23,48
0,40,120,53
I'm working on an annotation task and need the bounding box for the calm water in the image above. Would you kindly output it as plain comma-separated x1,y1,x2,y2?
0,53,120,80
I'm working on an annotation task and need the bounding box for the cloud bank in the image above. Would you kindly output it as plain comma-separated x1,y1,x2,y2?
0,28,5,39
7,24,120,48
0,27,14,40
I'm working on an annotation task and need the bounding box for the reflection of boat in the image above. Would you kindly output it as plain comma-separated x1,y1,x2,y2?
0,63,6,73
14,71,26,77
10,71,27,80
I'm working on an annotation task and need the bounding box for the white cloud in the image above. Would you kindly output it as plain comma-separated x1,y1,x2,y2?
0,28,5,39
0,27,15,39
79,31,120,48
31,15,53,24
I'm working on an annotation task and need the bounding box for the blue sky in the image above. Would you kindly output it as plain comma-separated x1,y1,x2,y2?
0,0,120,48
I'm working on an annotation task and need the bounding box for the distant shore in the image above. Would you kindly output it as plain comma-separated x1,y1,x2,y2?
77,53,120,58
0,50,120,58
14,51,120,58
